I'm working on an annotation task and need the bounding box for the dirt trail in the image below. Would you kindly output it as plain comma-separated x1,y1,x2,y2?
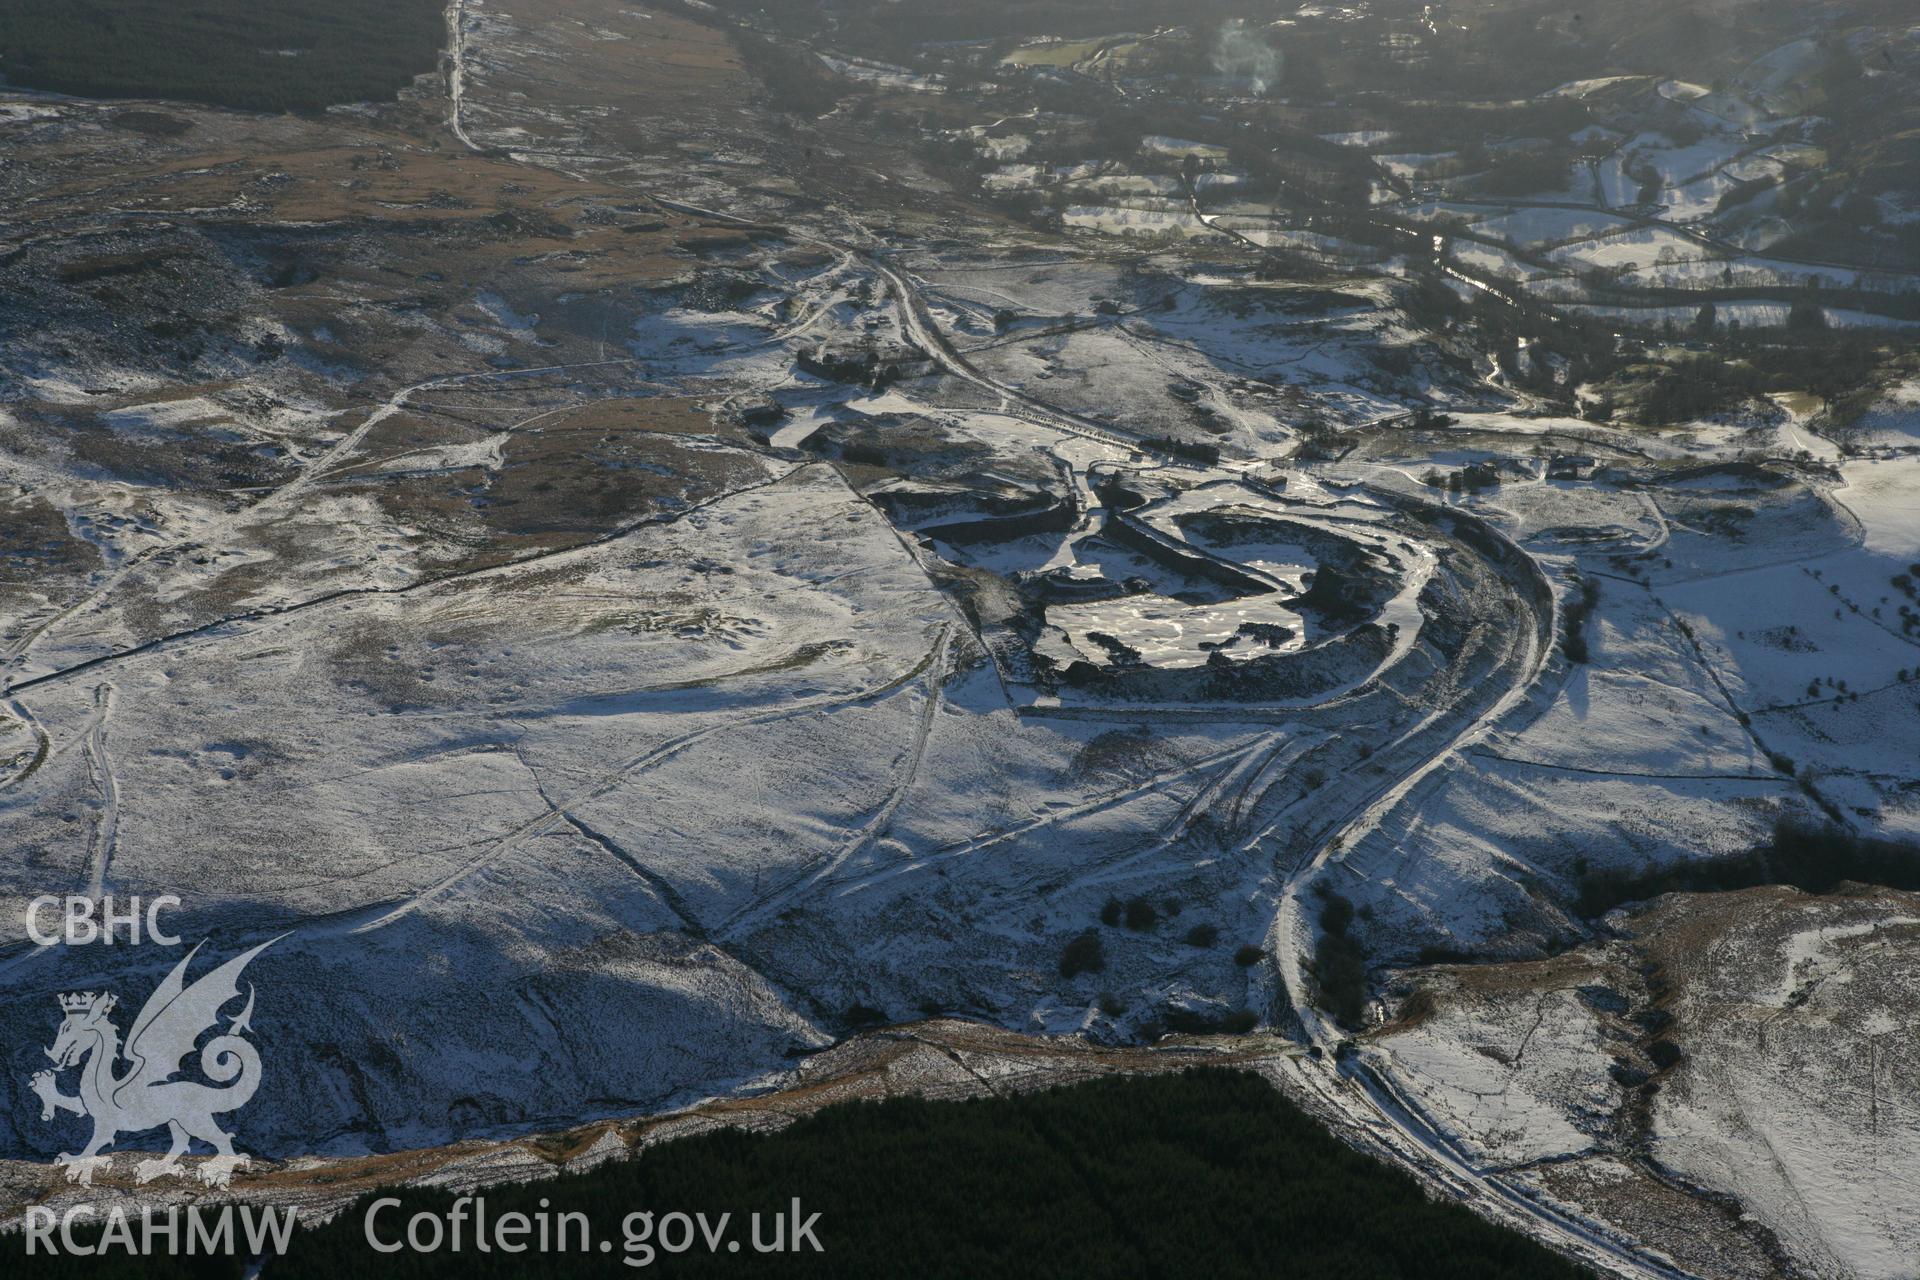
82,683,119,899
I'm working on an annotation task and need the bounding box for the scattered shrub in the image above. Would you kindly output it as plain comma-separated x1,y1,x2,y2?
1141,435,1221,465
844,1004,888,1029
1396,986,1438,1024
1161,1007,1261,1036
1313,933,1370,1028
1060,929,1107,978
1313,891,1369,1027
1318,892,1355,938
1562,574,1600,663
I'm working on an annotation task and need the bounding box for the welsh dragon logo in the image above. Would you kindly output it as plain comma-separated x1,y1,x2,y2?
28,938,277,1188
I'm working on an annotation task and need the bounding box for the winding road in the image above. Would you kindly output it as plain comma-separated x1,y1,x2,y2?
816,195,1685,1277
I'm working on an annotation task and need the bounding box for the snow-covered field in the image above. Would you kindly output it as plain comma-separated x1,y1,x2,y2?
1379,888,1920,1280
4,2,1918,1273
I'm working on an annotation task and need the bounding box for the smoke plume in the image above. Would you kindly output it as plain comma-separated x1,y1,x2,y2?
1212,19,1284,95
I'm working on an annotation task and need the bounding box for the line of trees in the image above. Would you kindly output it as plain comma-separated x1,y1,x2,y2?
5,1069,1593,1278
1576,817,1920,916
